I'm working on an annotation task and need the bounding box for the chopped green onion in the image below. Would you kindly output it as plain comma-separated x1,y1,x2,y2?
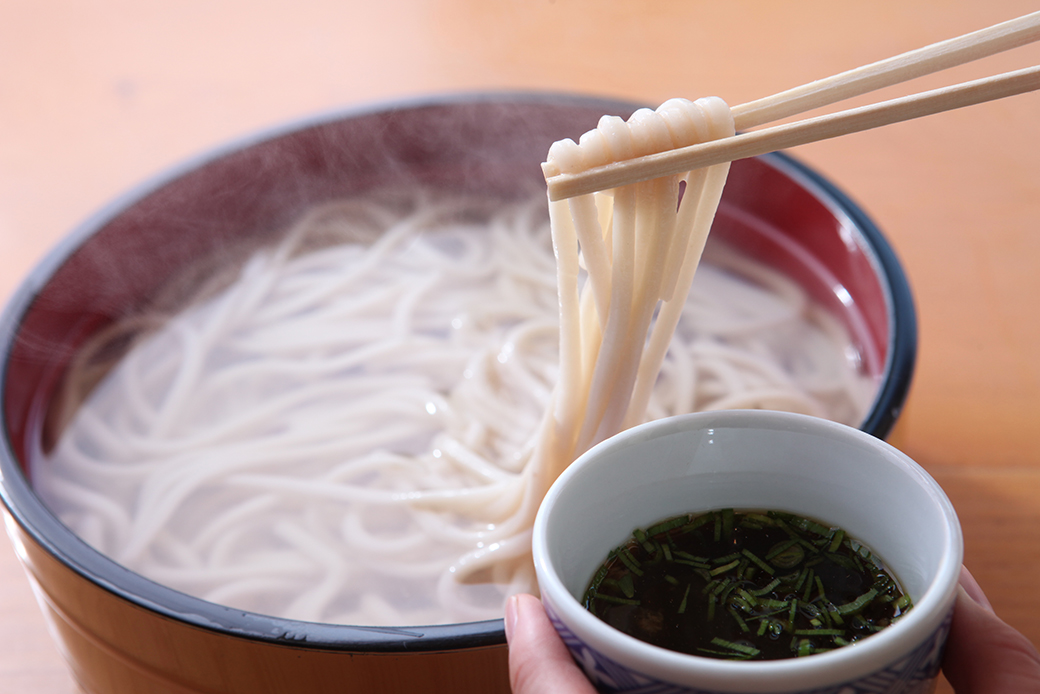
710,559,740,576
647,515,688,537
618,573,635,598
681,513,714,533
673,559,712,570
675,550,710,563
837,588,879,616
801,569,815,601
632,528,655,554
794,566,810,592
583,509,911,662
617,548,644,577
827,603,844,626
710,637,760,657
712,552,741,564
751,577,782,596
730,596,752,612
741,548,776,575
727,607,750,633
678,584,691,614
824,552,859,573
795,629,844,636
773,544,805,569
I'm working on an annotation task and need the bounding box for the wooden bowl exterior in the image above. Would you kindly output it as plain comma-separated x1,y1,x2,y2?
6,513,510,693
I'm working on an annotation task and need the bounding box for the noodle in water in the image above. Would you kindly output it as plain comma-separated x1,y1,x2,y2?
37,98,873,625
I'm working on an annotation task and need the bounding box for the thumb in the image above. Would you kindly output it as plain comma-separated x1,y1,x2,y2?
942,571,1040,693
506,594,598,694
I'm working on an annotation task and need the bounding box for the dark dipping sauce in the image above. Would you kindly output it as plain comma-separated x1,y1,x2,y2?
583,509,912,660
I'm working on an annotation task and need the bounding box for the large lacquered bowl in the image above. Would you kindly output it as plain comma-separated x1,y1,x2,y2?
0,93,915,693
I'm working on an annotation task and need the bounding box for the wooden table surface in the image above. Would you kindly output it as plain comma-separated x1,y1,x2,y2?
2,2,1038,691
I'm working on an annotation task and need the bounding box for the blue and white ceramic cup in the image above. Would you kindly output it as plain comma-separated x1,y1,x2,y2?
532,410,962,694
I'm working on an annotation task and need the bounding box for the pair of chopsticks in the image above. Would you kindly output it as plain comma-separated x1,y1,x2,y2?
544,11,1040,201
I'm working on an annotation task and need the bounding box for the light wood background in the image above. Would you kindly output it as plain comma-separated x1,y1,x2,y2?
2,2,1038,692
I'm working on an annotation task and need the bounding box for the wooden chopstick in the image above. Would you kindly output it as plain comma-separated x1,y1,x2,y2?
544,11,1040,202
732,10,1040,130
546,65,1040,201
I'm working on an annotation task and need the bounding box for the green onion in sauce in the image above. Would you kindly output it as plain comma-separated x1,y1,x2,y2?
582,509,912,661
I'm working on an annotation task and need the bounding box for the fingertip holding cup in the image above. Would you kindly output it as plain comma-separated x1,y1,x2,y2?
532,410,962,694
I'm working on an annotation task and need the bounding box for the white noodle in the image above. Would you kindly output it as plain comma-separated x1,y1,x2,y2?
37,99,875,626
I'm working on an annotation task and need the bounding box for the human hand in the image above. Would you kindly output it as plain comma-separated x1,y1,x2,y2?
505,593,597,694
942,566,1040,693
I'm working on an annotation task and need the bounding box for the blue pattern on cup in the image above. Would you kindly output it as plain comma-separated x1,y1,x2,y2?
544,600,951,694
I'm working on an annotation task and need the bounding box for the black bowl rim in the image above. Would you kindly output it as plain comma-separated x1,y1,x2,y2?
0,90,916,653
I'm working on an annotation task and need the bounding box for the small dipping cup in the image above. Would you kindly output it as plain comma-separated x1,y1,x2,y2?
532,409,962,694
